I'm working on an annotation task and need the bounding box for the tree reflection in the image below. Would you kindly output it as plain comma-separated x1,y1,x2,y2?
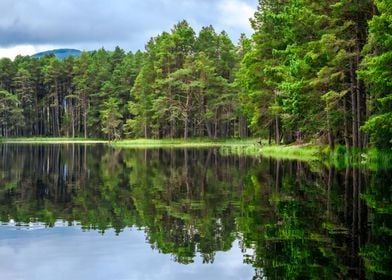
360,169,392,279
124,148,251,264
0,145,253,264
238,160,391,279
0,144,390,278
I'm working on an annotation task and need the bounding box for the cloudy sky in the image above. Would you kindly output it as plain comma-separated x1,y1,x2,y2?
0,0,258,59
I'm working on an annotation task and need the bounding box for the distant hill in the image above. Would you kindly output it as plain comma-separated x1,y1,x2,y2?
32,48,82,59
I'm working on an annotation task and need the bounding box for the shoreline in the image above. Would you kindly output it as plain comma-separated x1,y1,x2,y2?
1,138,391,168
0,137,321,160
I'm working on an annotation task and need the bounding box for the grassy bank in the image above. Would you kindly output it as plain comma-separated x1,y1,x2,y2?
260,144,320,160
113,138,322,161
2,137,391,167
220,144,321,161
111,138,258,148
1,137,263,148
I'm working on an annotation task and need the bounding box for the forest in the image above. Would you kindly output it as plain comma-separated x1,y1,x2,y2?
0,0,391,149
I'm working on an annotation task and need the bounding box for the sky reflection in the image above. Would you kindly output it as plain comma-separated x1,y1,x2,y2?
0,225,253,280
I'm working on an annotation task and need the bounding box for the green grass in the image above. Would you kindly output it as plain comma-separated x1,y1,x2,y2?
260,144,320,160
115,139,324,161
2,137,107,144
111,138,257,148
220,143,321,161
2,137,391,168
259,144,321,160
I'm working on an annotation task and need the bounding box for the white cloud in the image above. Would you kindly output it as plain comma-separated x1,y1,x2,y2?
218,0,255,30
0,44,55,59
0,0,258,59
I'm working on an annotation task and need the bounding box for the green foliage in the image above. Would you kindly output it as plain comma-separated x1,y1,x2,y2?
0,89,24,136
362,113,392,148
100,97,123,140
0,21,243,140
360,0,392,148
126,21,241,139
237,0,377,149
1,4,391,150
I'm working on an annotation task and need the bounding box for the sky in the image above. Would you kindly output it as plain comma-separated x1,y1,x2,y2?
0,0,258,60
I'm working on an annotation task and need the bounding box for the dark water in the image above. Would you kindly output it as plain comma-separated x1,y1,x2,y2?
0,144,391,280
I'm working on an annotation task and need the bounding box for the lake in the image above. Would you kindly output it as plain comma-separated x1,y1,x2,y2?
0,144,391,279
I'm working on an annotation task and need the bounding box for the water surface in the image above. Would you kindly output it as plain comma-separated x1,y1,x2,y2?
0,144,391,279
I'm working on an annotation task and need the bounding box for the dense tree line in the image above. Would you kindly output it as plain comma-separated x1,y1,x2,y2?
0,1,391,148
0,21,246,140
238,0,391,149
0,47,143,139
128,21,246,139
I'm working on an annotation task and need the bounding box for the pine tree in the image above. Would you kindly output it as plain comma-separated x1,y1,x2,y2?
361,0,392,148
100,97,122,140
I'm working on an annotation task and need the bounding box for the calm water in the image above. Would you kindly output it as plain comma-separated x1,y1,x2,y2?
0,144,391,280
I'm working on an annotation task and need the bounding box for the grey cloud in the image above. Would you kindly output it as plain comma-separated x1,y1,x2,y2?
0,0,257,51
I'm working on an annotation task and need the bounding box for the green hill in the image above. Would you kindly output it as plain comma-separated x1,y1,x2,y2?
32,48,81,59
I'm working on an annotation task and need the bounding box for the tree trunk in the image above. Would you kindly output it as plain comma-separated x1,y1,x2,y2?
214,113,218,139
71,103,75,138
269,123,272,145
184,92,190,139
350,57,358,149
144,123,148,139
327,113,335,150
206,122,212,138
184,114,189,139
239,116,248,138
357,79,363,150
275,116,280,145
83,111,87,139
55,82,60,137
343,96,351,150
